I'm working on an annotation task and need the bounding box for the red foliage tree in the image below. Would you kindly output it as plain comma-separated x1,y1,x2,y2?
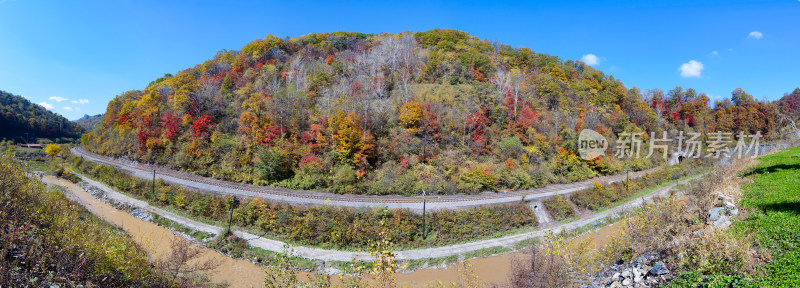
466,107,492,153
192,114,214,139
161,112,181,142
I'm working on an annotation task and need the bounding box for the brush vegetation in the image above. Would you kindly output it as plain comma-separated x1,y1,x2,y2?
0,154,168,286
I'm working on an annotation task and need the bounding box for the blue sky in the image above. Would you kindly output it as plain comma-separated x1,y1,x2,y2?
1,0,798,120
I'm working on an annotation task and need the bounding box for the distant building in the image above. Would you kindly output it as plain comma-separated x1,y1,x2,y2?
20,144,43,149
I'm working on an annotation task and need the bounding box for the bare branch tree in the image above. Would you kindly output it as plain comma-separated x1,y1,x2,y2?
158,238,221,287
778,113,800,139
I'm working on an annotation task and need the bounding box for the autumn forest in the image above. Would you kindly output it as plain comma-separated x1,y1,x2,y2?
79,29,800,196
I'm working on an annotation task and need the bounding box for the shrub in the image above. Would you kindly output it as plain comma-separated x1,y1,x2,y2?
328,164,359,194
458,166,497,193
495,136,525,160
254,145,294,185
71,154,539,250
570,162,697,211
542,195,576,221
0,154,168,286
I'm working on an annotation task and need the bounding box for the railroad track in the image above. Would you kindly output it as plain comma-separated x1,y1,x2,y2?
71,147,656,211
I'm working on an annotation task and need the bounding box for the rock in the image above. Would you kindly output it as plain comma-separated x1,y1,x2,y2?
649,262,670,275
728,207,739,216
692,231,704,237
323,267,340,275
631,252,658,267
634,276,643,283
622,279,632,286
708,207,725,222
622,270,631,278
711,214,731,228
612,272,621,281
129,208,153,222
609,282,620,288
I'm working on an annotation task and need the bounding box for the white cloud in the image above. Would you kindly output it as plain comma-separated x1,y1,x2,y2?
37,102,54,110
748,31,763,39
711,50,719,56
679,60,704,78
71,99,89,104
581,54,601,66
49,96,68,102
63,106,73,111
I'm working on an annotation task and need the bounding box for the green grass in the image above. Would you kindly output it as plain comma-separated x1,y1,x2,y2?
399,246,509,271
513,236,541,250
151,214,215,242
667,145,800,287
23,160,51,171
735,146,800,287
462,245,511,259
17,147,44,153
151,214,319,271
400,255,460,271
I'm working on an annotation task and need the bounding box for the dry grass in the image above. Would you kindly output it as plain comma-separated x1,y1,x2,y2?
509,233,603,288
507,156,765,287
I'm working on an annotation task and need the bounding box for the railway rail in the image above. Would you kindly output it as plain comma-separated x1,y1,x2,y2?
72,147,656,212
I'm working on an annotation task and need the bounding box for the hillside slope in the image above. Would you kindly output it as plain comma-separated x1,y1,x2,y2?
0,90,83,140
75,113,104,131
83,29,779,195
0,155,168,286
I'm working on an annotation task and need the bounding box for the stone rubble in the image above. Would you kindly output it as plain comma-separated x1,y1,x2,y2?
590,189,742,287
589,252,669,288
707,195,739,229
77,181,153,222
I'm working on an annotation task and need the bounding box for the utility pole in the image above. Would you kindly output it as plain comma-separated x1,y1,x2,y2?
422,189,427,239
626,169,630,194
227,196,240,233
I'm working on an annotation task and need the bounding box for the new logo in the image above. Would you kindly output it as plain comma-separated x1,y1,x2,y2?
578,129,608,160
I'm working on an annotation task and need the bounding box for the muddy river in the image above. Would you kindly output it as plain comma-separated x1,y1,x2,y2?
43,175,621,287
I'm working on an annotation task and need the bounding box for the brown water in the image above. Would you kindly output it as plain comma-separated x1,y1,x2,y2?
43,176,267,287
396,222,625,287
43,175,623,287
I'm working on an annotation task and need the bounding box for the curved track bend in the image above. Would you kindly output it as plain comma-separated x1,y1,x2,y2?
72,147,657,212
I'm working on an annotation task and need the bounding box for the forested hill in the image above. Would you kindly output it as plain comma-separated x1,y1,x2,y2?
83,29,786,196
75,114,105,131
0,90,83,140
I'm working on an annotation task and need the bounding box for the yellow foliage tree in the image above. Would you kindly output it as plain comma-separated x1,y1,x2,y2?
136,90,161,121
165,73,197,113
399,101,423,132
330,111,375,168
238,93,276,149
330,111,362,158
44,144,62,159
